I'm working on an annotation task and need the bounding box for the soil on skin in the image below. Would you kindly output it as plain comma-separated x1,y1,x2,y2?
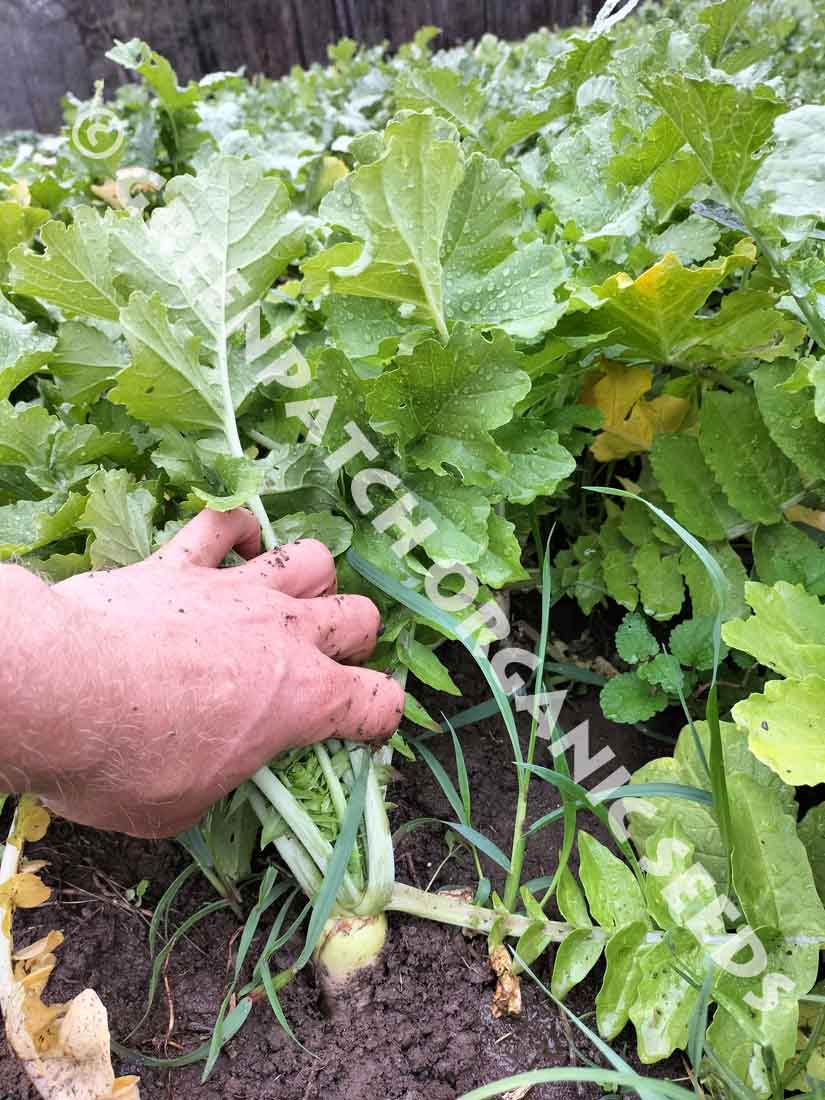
0,608,685,1100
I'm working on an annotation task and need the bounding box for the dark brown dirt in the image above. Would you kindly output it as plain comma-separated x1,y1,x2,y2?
0,626,684,1100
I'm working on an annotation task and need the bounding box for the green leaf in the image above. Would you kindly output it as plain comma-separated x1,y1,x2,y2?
0,292,54,399
395,68,484,137
398,636,460,696
669,616,721,671
638,653,683,695
78,468,155,567
315,112,464,334
112,293,223,432
50,322,127,406
551,929,603,1000
577,832,647,930
474,512,529,589
0,492,86,559
190,454,265,511
0,401,54,469
366,326,529,486
651,433,742,542
753,522,825,596
490,420,575,505
10,208,123,321
556,866,591,928
601,671,670,723
107,38,200,113
755,105,825,225
0,201,50,281
680,541,747,621
698,390,800,525
799,803,825,905
728,773,825,936
647,75,786,200
754,361,825,481
313,113,566,338
722,580,825,679
109,155,305,352
730,674,825,787
596,921,649,1041
441,153,567,339
629,929,702,1063
615,611,659,665
270,512,353,556
634,544,684,621
643,819,723,936
403,472,490,566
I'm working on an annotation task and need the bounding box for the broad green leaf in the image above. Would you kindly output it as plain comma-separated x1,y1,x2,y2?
441,153,567,339
596,921,649,1041
679,290,805,366
490,420,575,505
395,68,484,136
366,326,529,485
403,471,490,566
600,671,670,723
629,929,701,1063
647,75,786,200
474,512,529,589
0,402,53,468
109,155,305,351
112,293,223,432
190,454,265,511
799,803,825,906
314,114,566,338
551,929,603,1000
398,635,460,695
107,38,200,113
79,468,155,567
722,580,825,679
0,493,86,559
322,297,424,361
577,832,647,930
753,522,825,597
728,773,825,935
698,390,800,525
699,0,751,65
680,541,747,621
615,611,659,664
643,819,723,936
669,616,720,671
50,321,127,406
708,932,818,1097
287,348,373,467
0,201,49,280
634,544,684,620
755,106,825,225
10,208,122,321
637,653,683,694
316,112,464,334
754,361,825,481
270,512,353,556
731,675,825,786
651,433,742,542
556,867,591,928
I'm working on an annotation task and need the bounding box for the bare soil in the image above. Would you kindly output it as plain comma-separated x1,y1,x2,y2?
0,611,684,1100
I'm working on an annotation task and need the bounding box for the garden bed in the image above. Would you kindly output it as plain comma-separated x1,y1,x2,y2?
0,634,682,1100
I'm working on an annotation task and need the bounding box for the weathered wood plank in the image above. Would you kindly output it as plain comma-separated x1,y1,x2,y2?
0,0,601,132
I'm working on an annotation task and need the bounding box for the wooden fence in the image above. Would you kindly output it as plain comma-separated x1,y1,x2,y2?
1,0,602,132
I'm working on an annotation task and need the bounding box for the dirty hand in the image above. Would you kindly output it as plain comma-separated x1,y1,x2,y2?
0,509,403,837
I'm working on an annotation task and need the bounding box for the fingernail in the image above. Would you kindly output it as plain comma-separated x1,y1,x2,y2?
377,621,386,637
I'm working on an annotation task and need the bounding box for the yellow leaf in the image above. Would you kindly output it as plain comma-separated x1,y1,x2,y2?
582,362,689,461
785,504,825,532
0,872,51,911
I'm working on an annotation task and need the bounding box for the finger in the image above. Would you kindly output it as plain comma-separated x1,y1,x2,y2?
309,661,405,744
158,509,261,567
302,593,382,663
229,539,337,597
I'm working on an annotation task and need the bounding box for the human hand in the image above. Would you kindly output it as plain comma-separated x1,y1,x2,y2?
34,509,403,837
